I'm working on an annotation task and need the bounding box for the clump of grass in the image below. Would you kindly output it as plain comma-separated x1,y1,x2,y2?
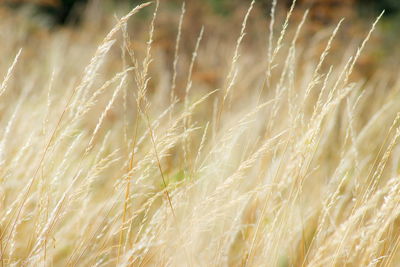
0,1,399,266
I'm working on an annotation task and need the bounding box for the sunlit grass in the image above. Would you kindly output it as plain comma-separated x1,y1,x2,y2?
0,1,399,266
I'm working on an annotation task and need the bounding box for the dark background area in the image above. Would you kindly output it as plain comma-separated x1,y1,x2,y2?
4,0,400,25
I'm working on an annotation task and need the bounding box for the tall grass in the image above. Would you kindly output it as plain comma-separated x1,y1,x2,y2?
0,1,399,266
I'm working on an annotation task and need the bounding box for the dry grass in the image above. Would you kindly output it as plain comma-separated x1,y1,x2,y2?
0,1,399,266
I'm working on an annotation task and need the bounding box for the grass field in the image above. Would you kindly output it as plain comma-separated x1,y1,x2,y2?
1,1,400,266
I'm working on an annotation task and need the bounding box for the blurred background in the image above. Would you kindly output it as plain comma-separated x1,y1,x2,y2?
3,0,400,24
1,0,399,81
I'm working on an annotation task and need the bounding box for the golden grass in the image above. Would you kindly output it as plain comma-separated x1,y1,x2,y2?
0,1,399,266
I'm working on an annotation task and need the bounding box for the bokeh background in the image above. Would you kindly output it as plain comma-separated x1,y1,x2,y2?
3,0,400,85
3,0,400,22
